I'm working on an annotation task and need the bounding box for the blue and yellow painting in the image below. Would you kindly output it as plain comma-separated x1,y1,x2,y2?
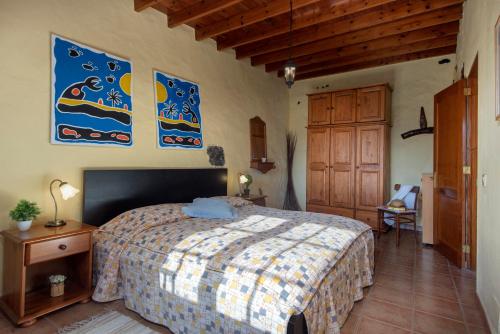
154,71,203,149
51,35,133,146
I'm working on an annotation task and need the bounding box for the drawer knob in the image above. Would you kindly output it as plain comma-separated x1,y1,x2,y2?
59,244,67,250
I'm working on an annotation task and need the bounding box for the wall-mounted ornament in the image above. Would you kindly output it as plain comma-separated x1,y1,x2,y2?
206,146,225,166
401,107,434,139
154,70,203,149
51,35,133,146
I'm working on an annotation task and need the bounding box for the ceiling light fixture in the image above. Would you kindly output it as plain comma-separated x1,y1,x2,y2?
283,0,296,88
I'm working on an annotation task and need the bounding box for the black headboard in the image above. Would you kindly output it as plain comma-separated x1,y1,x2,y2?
83,168,227,226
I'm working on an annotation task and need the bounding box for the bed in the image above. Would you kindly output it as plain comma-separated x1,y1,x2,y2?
84,168,374,334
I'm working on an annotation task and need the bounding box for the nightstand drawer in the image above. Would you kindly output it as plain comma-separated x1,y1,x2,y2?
25,233,90,265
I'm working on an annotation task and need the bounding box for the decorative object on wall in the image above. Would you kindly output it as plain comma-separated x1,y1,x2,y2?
249,116,275,173
401,107,434,139
207,145,225,166
495,15,500,120
51,35,133,146
283,132,301,211
154,70,203,149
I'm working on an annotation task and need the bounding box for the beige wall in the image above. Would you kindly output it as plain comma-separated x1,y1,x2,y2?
455,1,500,332
0,0,288,288
288,56,456,213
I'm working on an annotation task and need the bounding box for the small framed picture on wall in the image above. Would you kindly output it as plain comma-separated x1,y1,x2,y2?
496,15,500,120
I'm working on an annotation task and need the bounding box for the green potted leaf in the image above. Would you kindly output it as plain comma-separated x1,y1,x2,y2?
9,200,41,231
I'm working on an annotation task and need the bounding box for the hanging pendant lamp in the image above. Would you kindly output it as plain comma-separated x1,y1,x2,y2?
283,0,296,88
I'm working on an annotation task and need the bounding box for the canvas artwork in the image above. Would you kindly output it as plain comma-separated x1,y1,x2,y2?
51,35,133,146
154,70,203,149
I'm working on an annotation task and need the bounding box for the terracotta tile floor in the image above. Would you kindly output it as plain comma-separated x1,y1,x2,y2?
0,230,490,334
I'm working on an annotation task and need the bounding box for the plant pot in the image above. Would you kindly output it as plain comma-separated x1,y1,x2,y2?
243,188,250,196
17,220,32,231
50,282,64,297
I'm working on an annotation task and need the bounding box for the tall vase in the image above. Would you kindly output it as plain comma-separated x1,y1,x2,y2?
283,132,301,211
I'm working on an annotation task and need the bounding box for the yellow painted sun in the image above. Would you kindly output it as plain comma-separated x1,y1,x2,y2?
156,81,168,103
119,73,132,96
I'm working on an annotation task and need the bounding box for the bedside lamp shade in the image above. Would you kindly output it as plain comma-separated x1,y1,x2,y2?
46,179,80,227
59,182,79,200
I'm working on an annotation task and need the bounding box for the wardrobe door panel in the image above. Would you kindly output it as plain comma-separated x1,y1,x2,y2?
308,94,331,125
307,128,330,206
357,86,385,122
330,127,355,208
332,90,356,124
356,125,384,211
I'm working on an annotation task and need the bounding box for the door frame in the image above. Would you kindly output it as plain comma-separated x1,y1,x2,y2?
465,56,478,270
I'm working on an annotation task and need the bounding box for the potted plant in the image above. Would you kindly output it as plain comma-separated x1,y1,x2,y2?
49,275,66,297
9,199,41,231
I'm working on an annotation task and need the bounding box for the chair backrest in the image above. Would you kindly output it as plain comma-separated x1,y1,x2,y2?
394,184,420,210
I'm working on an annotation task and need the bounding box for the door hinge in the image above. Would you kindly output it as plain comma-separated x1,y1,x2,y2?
463,244,471,254
464,87,472,96
463,166,471,175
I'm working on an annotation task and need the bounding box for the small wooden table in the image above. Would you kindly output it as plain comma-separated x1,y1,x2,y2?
0,221,96,327
377,206,417,246
237,194,267,207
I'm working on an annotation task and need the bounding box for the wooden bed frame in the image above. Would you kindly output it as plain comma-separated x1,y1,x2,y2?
82,168,307,334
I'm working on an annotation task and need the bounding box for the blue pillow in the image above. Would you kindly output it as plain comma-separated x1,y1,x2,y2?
182,198,238,219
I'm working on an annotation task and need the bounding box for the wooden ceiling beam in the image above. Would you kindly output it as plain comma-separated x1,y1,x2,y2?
195,0,321,41
217,0,400,50
234,0,463,57
294,45,456,80
265,21,459,72
167,0,243,28
278,35,457,77
250,6,462,64
134,0,163,12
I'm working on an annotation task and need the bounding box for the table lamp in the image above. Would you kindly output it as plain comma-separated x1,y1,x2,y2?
46,179,80,227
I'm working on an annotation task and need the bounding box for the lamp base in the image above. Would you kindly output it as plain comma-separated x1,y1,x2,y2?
45,220,67,227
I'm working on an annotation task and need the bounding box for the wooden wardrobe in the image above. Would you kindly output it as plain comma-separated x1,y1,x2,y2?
306,84,391,230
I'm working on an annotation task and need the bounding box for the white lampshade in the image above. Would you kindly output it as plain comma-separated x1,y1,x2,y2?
239,175,249,184
59,182,80,200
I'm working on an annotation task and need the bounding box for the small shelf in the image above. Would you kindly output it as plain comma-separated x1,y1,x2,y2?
250,160,275,173
24,280,87,319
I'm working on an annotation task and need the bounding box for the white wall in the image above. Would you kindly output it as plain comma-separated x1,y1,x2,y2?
455,1,500,332
0,0,288,290
288,56,456,213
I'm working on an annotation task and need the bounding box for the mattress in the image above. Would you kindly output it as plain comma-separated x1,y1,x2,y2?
92,198,374,333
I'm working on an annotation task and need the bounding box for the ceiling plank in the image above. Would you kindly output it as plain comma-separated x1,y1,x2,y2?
265,21,459,72
134,0,163,12
230,0,463,54
295,45,456,80
167,0,243,28
195,0,321,41
217,0,400,50
278,35,457,77
249,5,462,64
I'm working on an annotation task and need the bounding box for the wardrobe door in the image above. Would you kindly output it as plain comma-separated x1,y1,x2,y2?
307,128,330,206
308,93,331,125
332,90,356,124
330,127,355,209
356,85,386,122
356,124,385,211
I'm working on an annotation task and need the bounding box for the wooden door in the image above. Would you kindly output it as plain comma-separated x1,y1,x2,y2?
330,127,355,209
357,85,385,122
356,124,384,211
307,128,330,206
434,80,466,267
332,90,356,124
308,93,331,125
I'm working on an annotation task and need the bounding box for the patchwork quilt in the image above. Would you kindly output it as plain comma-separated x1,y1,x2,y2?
93,197,374,334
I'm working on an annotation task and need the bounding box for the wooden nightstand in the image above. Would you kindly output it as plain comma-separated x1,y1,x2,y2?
238,194,267,206
0,220,96,327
